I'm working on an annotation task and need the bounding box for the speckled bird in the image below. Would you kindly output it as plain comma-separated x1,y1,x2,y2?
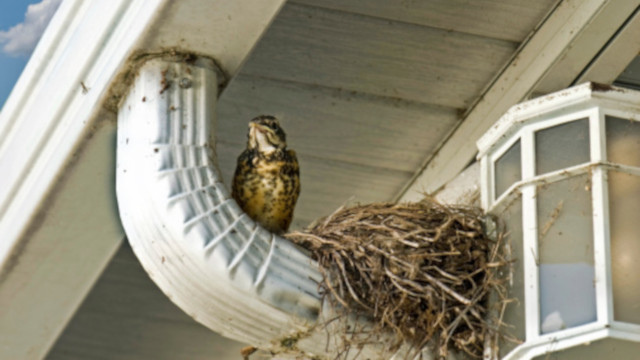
232,115,300,234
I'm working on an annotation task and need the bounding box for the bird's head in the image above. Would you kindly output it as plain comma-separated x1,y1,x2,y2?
247,115,287,153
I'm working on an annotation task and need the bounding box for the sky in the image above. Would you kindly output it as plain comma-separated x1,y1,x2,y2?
0,0,61,110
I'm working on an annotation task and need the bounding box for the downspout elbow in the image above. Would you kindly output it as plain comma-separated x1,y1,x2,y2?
116,57,322,348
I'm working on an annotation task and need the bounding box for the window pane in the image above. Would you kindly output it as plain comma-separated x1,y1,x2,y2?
536,119,590,175
606,116,640,168
609,171,640,324
498,195,525,358
495,140,521,199
537,175,596,334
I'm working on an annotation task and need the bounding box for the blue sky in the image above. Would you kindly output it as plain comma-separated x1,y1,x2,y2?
0,0,61,110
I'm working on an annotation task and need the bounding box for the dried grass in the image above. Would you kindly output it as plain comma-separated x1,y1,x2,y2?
286,199,509,359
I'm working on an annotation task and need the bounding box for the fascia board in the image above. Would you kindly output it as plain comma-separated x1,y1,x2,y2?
0,1,167,358
0,0,166,273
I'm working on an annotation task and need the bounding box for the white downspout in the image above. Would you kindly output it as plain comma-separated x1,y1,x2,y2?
116,56,323,349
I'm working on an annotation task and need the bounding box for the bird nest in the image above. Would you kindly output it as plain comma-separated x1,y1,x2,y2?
286,200,508,359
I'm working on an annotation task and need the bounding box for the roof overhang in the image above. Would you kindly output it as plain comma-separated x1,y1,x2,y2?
1,0,639,359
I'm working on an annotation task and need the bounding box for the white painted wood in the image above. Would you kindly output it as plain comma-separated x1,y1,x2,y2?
0,0,164,275
292,0,559,42
398,0,631,202
0,1,166,358
136,0,286,78
578,11,640,86
241,2,518,109
520,129,539,342
534,0,640,95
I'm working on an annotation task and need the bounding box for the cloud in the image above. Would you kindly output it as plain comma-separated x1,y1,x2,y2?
0,0,62,57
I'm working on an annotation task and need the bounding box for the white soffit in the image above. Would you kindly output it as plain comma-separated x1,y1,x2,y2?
0,0,285,359
398,0,640,201
136,0,286,78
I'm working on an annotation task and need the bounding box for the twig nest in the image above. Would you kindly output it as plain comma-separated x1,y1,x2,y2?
286,200,507,359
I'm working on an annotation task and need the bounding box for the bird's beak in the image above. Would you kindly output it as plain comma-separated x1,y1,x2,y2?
249,122,268,133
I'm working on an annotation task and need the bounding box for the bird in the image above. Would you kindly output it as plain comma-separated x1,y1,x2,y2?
232,115,300,234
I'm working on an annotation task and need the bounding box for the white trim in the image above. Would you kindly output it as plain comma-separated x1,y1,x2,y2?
506,325,640,359
508,327,609,360
612,322,640,336
591,108,607,164
577,8,640,86
0,0,165,272
491,162,640,210
480,156,490,210
524,108,597,144
591,109,613,326
488,109,597,206
601,106,640,125
0,2,166,358
521,128,539,341
534,322,607,348
478,84,640,157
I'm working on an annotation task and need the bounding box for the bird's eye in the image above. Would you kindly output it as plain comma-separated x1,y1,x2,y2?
268,122,277,130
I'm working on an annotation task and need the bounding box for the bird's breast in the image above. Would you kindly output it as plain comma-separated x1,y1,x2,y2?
235,155,299,233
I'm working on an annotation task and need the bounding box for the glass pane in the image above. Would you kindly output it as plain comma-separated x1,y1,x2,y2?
532,338,640,360
497,195,525,358
537,175,596,334
606,116,640,168
536,119,590,175
609,171,640,323
495,140,521,199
